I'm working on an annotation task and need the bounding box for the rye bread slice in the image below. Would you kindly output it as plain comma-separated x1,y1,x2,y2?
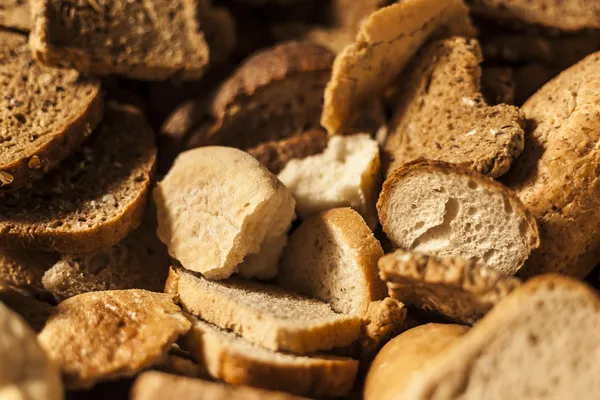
384,37,524,178
0,0,31,31
29,0,210,81
0,102,156,253
0,30,102,193
0,249,57,295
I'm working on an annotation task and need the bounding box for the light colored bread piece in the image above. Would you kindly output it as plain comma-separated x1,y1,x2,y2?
321,0,476,134
0,285,54,332
154,146,295,280
379,249,522,324
503,52,600,278
278,134,381,228
0,0,31,31
0,31,102,193
168,267,363,354
279,208,386,315
38,289,191,389
0,249,57,295
182,319,358,397
378,160,540,276
0,301,62,400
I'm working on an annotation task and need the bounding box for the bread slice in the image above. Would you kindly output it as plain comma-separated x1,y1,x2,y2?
0,250,57,296
38,290,191,389
168,267,363,354
29,0,210,80
379,249,522,324
0,30,102,193
384,37,524,178
153,352,210,380
0,101,156,253
480,66,515,105
154,146,295,280
182,319,358,397
279,208,386,315
0,0,31,31
0,285,54,332
278,134,381,228
377,160,540,276
322,0,476,134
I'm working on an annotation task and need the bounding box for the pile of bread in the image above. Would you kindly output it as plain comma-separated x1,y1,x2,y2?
1,0,600,399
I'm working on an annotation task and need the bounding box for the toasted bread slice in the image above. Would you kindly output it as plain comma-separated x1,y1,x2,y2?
0,0,31,31
378,160,540,276
0,102,156,253
0,250,57,296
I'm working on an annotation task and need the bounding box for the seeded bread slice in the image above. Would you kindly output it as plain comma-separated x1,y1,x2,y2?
168,267,363,354
0,31,102,192
0,250,57,295
0,102,156,253
0,0,31,31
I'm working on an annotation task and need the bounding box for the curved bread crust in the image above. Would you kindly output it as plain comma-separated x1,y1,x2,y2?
0,0,31,31
0,250,58,295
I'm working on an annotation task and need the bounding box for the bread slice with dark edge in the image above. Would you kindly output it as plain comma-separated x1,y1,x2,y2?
379,249,522,324
0,101,156,253
0,284,54,332
0,0,32,31
480,66,515,105
0,250,57,296
384,37,524,178
182,319,359,397
29,0,210,81
0,30,102,193
377,160,540,276
167,267,363,354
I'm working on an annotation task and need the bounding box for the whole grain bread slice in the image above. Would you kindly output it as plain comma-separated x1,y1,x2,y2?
0,0,32,31
0,249,57,296
0,30,102,192
0,284,54,332
0,101,156,253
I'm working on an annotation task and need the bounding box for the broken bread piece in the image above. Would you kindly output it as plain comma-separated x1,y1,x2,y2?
168,267,362,354
379,250,522,324
154,147,295,280
0,0,32,31
377,160,540,276
182,319,359,397
38,290,191,389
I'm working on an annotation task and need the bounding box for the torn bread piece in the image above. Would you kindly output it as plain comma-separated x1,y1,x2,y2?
154,147,295,280
322,0,476,134
0,0,32,31
377,160,540,276
0,250,57,296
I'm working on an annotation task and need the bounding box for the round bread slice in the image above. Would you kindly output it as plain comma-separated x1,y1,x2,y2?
377,160,540,276
0,101,156,253
0,30,102,192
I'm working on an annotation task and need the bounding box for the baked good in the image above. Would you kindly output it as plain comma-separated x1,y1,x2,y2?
167,267,363,354
0,0,32,31
154,146,295,280
0,249,57,295
384,37,524,178
379,250,522,324
279,208,386,315
329,0,395,33
0,284,54,331
0,30,102,192
153,351,210,379
182,319,359,397
0,101,156,253
481,66,515,105
38,290,191,389
270,23,354,54
377,160,540,275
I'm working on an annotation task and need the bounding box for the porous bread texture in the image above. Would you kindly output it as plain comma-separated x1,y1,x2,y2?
0,31,102,193
0,301,62,400
377,160,540,276
0,102,156,253
29,0,210,80
384,37,524,178
379,250,522,324
322,0,476,134
0,0,32,31
168,267,363,354
278,134,381,228
403,275,600,399
0,250,57,295
154,146,295,280
182,319,358,397
279,208,386,316
38,290,191,389
503,52,600,278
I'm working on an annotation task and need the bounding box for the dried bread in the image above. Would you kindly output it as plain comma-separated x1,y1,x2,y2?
379,250,522,324
29,0,210,80
154,146,295,280
0,30,102,192
321,0,476,134
0,249,57,295
278,134,381,228
182,319,359,397
0,285,53,332
0,0,31,31
38,290,191,389
0,301,62,400
279,208,386,315
0,102,156,253
167,267,363,354
377,160,540,276
384,37,524,178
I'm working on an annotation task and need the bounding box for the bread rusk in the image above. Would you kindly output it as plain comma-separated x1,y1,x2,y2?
0,0,32,31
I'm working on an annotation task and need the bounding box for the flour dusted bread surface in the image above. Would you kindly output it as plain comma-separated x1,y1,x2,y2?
378,161,539,276
0,249,57,295
0,0,32,31
0,30,102,193
154,146,295,280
